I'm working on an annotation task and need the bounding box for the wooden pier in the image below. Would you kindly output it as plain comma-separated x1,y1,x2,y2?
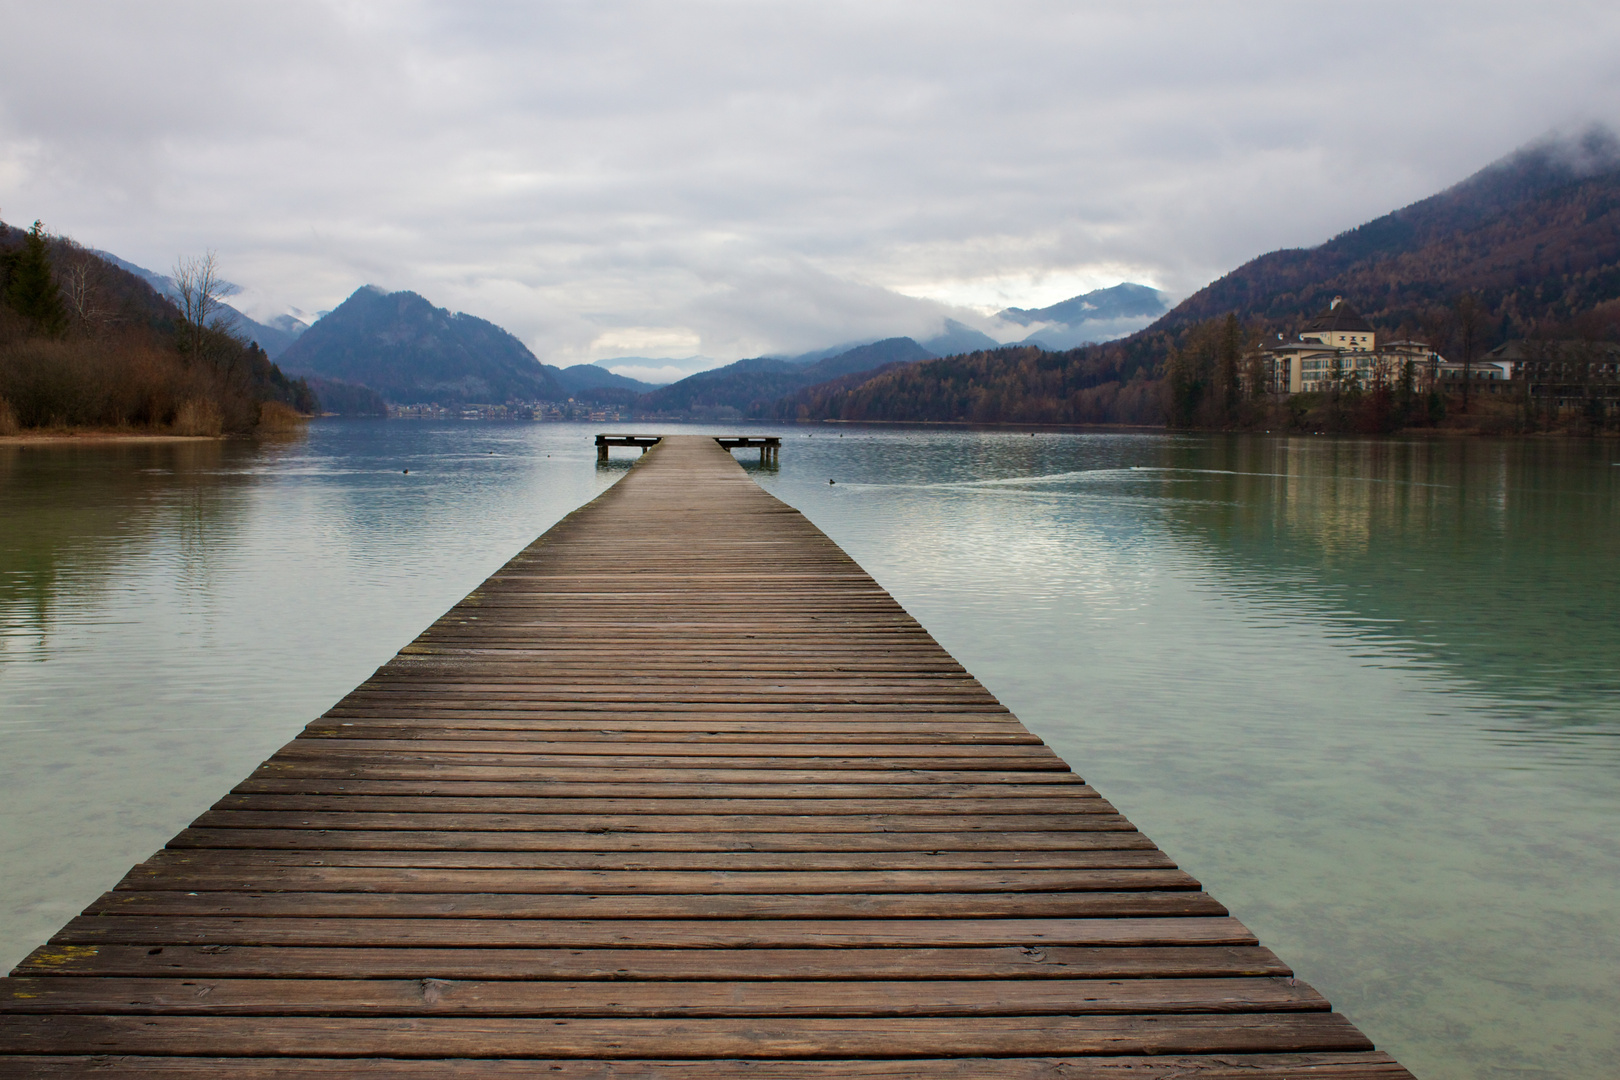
0,435,1409,1077
713,435,780,465
595,434,662,461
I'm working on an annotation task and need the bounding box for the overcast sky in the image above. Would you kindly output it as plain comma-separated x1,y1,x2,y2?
4,1,1618,373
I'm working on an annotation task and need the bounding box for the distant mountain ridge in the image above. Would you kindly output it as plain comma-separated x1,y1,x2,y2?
921,319,1003,356
640,338,933,417
997,283,1168,350
554,364,658,395
997,283,1167,327
277,286,564,404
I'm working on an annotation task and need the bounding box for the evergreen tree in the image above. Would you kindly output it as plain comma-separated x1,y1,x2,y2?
4,221,68,337
1165,342,1204,427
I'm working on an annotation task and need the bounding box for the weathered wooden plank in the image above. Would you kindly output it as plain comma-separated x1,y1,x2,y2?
14,944,1290,980
0,976,1327,1016
166,829,1150,852
182,811,1129,833
184,812,1129,835
49,915,1260,948
274,740,1063,759
245,765,1088,785
231,779,1107,801
0,1013,1375,1057
211,797,1111,815
322,702,1015,715
127,849,1174,873
298,728,1045,744
113,867,1197,895
81,890,1226,920
258,753,1069,771
0,1054,1421,1078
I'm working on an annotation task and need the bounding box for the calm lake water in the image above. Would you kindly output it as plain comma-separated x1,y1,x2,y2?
3,420,1617,1079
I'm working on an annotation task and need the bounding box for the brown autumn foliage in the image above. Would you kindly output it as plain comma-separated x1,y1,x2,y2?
777,345,1165,426
0,220,316,435
0,323,263,432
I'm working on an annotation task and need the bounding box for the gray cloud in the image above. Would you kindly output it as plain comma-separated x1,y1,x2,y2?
4,1,1619,366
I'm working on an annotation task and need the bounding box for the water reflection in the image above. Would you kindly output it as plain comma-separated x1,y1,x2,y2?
765,431,1620,760
1147,437,1620,754
0,441,251,663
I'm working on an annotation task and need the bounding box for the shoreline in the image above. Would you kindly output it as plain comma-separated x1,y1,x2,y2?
0,430,225,446
781,417,1616,439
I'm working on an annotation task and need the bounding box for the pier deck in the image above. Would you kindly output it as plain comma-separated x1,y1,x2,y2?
0,436,1410,1077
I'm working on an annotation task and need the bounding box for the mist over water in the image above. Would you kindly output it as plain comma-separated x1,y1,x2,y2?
3,421,1617,1079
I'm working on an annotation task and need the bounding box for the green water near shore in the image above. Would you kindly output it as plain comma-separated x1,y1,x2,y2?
3,421,1617,1078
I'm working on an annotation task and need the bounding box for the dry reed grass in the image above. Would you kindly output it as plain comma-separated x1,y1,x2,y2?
0,333,261,433
255,399,307,432
172,397,224,436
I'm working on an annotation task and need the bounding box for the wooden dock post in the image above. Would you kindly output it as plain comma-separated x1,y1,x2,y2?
0,435,1409,1077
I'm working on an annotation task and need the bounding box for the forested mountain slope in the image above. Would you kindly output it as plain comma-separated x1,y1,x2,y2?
1159,126,1620,339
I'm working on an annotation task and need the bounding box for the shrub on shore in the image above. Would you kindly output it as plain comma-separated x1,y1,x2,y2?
172,397,224,437
255,400,306,431
0,334,261,432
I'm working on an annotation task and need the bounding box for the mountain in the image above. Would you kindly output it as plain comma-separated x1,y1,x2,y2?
997,283,1168,350
639,337,933,417
232,311,307,358
998,283,1168,327
554,364,657,395
90,252,309,358
589,356,718,385
1155,125,1620,339
780,127,1620,428
921,319,1003,357
805,338,937,377
775,342,867,365
276,286,564,404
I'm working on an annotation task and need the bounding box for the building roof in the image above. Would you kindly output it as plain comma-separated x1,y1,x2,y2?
1301,300,1373,335
1264,339,1344,355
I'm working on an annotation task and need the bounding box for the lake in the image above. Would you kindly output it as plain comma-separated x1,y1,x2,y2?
3,420,1617,1079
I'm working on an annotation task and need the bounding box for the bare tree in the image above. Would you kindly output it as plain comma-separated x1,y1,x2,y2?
171,250,239,360
59,244,115,333
1453,293,1483,412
